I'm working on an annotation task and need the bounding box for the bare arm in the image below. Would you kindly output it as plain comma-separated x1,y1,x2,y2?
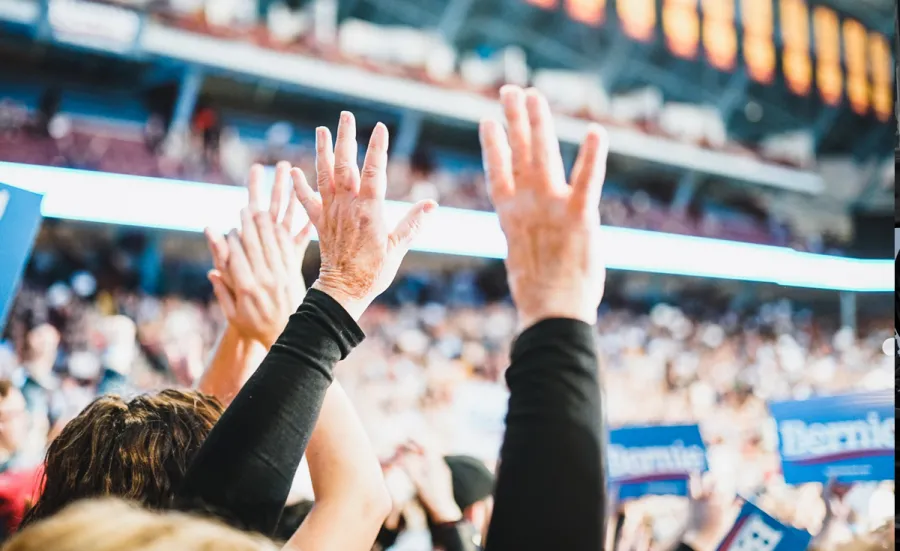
199,161,303,404
197,324,264,405
283,383,391,551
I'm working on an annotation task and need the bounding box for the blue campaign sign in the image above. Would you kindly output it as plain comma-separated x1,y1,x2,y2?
768,390,894,485
0,184,44,331
607,424,708,500
716,500,812,551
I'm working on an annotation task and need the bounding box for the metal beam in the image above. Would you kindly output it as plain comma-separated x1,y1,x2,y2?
169,66,204,135
392,110,424,160
716,71,750,123
598,32,637,92
138,232,163,295
670,171,700,213
839,291,857,334
811,107,841,150
437,0,476,42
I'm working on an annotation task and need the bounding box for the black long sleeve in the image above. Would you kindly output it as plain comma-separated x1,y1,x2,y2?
430,520,480,551
175,289,364,535
484,319,605,551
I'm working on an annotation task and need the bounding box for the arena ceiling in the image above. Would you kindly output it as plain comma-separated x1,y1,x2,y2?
343,0,895,164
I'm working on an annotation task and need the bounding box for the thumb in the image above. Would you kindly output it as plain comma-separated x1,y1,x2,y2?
208,270,237,320
389,200,437,255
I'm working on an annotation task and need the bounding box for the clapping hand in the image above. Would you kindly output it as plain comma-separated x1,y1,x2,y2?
291,112,436,320
479,85,608,329
204,161,314,348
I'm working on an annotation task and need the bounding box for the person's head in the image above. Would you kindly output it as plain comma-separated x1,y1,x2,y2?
6,498,278,551
0,380,28,457
23,323,59,371
444,455,494,530
22,389,224,526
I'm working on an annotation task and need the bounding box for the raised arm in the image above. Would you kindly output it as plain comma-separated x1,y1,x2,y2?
283,118,435,550
479,86,609,551
197,162,307,405
178,114,435,545
175,284,362,535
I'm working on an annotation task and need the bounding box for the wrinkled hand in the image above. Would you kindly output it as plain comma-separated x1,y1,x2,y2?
204,161,313,348
292,112,436,320
479,86,608,330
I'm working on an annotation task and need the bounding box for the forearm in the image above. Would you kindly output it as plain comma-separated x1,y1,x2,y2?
285,382,391,551
176,289,364,536
197,324,263,405
485,319,605,551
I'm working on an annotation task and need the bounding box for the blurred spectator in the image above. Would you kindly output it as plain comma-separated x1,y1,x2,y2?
0,381,30,473
0,380,43,539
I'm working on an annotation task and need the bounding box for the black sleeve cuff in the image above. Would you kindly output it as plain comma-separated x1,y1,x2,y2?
511,318,596,363
282,288,365,360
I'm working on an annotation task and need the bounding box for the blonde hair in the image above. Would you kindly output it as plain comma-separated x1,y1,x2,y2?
4,499,279,551
820,522,895,551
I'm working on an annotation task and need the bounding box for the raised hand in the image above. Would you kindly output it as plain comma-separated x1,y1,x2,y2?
479,85,608,330
203,161,314,348
682,475,740,550
398,442,462,523
292,112,436,320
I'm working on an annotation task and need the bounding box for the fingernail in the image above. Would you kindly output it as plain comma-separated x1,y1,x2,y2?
423,201,437,213
340,111,352,123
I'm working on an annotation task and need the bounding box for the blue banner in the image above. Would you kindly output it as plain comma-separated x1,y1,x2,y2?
607,424,708,500
716,500,812,551
0,184,43,331
768,390,894,485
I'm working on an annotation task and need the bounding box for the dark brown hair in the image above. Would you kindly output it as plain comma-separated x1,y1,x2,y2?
0,379,12,399
21,389,224,527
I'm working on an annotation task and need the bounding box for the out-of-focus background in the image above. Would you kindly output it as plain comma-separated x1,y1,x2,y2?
0,0,895,548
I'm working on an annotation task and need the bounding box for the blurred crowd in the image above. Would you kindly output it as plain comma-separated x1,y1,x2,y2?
77,0,818,170
0,264,893,548
0,96,842,253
